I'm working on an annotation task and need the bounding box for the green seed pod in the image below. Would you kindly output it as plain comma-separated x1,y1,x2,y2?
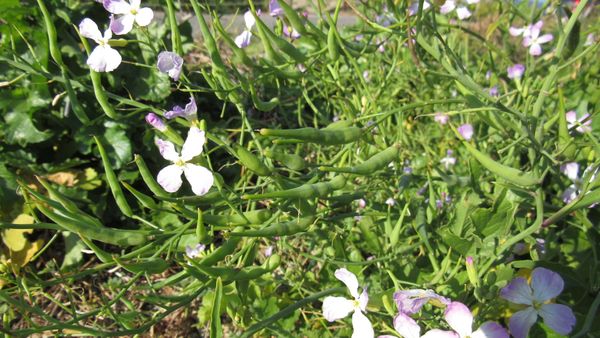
188,254,280,281
277,1,308,36
230,215,315,237
198,227,244,266
134,154,168,198
463,142,541,187
327,27,340,61
320,144,399,175
121,182,159,210
264,149,307,171
116,257,170,274
260,127,362,145
202,210,273,226
95,137,133,217
242,176,346,200
233,145,272,176
196,208,212,244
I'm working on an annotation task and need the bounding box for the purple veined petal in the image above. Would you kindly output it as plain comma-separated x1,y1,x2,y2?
351,310,374,338
104,0,131,14
530,267,564,302
157,164,184,193
269,0,283,17
335,268,360,299
456,6,472,20
394,289,450,315
457,123,473,140
135,7,153,26
508,307,538,338
183,164,214,196
164,105,185,119
537,33,553,44
440,1,456,14
322,296,354,321
181,127,206,161
183,96,198,118
500,276,534,305
79,18,103,42
539,303,576,336
145,112,167,131
471,322,509,338
509,26,524,37
393,312,421,338
111,13,135,35
560,162,579,181
87,45,122,72
529,43,542,56
421,329,459,338
234,30,253,48
157,51,184,81
444,301,473,337
155,138,180,162
243,10,256,30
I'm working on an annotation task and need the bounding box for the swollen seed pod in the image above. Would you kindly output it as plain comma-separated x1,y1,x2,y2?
260,127,362,145
264,149,307,171
320,144,399,175
233,145,272,176
242,175,346,200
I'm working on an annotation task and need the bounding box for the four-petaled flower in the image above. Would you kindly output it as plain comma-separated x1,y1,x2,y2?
79,18,122,72
509,21,542,39
104,0,153,35
500,267,576,338
157,51,183,81
156,126,214,196
165,96,197,120
522,25,553,56
440,0,480,20
444,301,509,338
235,11,256,48
322,268,374,338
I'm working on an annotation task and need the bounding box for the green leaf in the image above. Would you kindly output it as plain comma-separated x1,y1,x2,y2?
61,231,85,269
211,278,223,338
103,121,132,170
3,112,51,146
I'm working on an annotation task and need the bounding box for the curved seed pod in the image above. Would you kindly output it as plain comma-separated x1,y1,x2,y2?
260,127,362,145
231,215,315,237
233,145,272,176
121,182,159,209
242,175,346,200
320,144,399,175
463,142,541,187
95,137,133,217
264,149,307,171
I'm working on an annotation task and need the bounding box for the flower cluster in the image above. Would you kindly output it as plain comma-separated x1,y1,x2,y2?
440,0,480,20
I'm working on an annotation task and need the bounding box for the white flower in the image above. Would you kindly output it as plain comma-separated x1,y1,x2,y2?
79,18,122,72
440,0,479,20
156,126,214,196
235,11,256,48
566,110,592,133
186,243,206,258
322,268,374,338
522,25,553,56
104,0,154,35
440,150,456,170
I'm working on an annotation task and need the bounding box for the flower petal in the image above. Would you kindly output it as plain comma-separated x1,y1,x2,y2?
181,127,206,161
335,268,360,299
537,34,553,44
351,310,374,338
183,164,214,196
393,312,421,338
508,307,537,338
111,13,135,35
235,30,253,48
539,303,576,336
421,329,459,338
529,43,542,56
444,301,473,337
79,18,103,41
184,96,197,118
358,288,369,312
155,138,180,162
440,1,456,14
561,162,580,181
500,277,533,305
565,110,577,124
87,46,122,72
471,322,509,338
243,10,256,30
157,164,183,193
103,0,131,14
164,105,185,119
157,51,183,81
456,7,471,20
531,267,564,302
322,296,354,321
135,7,154,26
509,27,524,36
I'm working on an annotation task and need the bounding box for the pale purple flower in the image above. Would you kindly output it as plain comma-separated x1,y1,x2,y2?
562,185,578,203
509,21,542,38
157,51,183,81
522,25,553,56
444,302,509,338
500,267,576,338
436,199,444,209
387,312,458,338
561,162,580,181
408,1,431,16
489,85,499,97
283,24,301,40
269,0,283,17
394,289,450,315
145,112,167,131
185,243,206,258
507,64,525,79
385,198,396,207
264,245,274,257
165,96,197,120
235,11,256,48
156,126,214,196
435,112,449,125
362,70,370,81
440,150,456,170
79,18,122,72
357,198,367,209
104,0,153,35
440,0,479,20
458,123,473,140
322,268,374,338
566,110,592,133
584,33,595,46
